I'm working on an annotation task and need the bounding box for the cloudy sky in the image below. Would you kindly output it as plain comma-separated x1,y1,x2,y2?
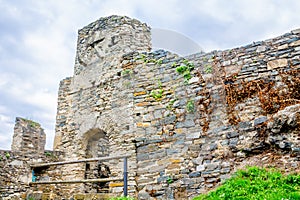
0,0,299,150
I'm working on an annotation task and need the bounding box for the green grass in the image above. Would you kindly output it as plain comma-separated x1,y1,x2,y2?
109,197,135,200
193,166,300,200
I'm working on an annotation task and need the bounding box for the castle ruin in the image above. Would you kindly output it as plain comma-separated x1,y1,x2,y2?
0,15,300,199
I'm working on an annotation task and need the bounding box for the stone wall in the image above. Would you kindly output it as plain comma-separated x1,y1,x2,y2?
0,150,62,200
123,30,300,198
0,118,63,199
51,15,300,199
0,150,31,199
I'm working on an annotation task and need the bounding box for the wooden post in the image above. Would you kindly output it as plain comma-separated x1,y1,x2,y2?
30,155,130,168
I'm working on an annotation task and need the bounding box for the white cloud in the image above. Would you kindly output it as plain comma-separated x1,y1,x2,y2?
0,107,14,150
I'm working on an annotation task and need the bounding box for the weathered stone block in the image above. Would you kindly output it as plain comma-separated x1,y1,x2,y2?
254,116,267,126
136,122,151,128
134,91,147,96
205,163,219,171
186,132,201,140
267,58,288,70
196,165,205,172
189,171,201,178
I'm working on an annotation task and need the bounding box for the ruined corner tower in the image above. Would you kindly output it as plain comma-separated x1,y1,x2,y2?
11,117,46,155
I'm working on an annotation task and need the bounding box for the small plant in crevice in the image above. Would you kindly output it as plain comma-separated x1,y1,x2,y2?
204,64,212,74
135,53,163,65
157,79,162,88
186,100,195,113
0,155,2,161
134,53,147,62
121,69,133,76
151,89,163,100
172,62,178,68
176,59,195,84
155,58,163,65
25,119,40,128
30,121,39,128
202,57,208,62
5,152,10,159
150,79,164,100
146,58,163,65
167,176,173,184
23,118,39,128
166,98,177,110
124,81,132,89
45,152,52,157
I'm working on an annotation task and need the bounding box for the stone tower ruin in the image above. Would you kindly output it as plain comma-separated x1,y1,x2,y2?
52,15,153,195
54,16,151,157
11,117,45,155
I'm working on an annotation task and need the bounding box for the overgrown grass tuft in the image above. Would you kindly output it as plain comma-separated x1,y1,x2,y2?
193,166,300,200
109,197,135,200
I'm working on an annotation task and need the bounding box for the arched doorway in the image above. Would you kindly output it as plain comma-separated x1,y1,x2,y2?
83,128,110,193
84,129,109,158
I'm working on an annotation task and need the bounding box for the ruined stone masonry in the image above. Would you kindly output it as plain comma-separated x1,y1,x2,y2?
1,15,300,199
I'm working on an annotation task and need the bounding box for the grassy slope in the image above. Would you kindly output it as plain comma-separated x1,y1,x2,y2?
193,167,300,200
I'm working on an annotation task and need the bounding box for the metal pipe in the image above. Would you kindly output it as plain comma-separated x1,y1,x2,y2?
123,157,128,197
32,170,36,182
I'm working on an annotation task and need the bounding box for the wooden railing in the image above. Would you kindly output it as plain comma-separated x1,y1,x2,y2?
29,155,130,196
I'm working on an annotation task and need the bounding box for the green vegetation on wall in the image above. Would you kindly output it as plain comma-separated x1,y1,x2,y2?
150,80,164,100
150,89,163,100
175,59,195,84
121,69,133,76
135,53,163,65
5,152,10,159
186,100,195,113
204,64,212,74
23,118,40,128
